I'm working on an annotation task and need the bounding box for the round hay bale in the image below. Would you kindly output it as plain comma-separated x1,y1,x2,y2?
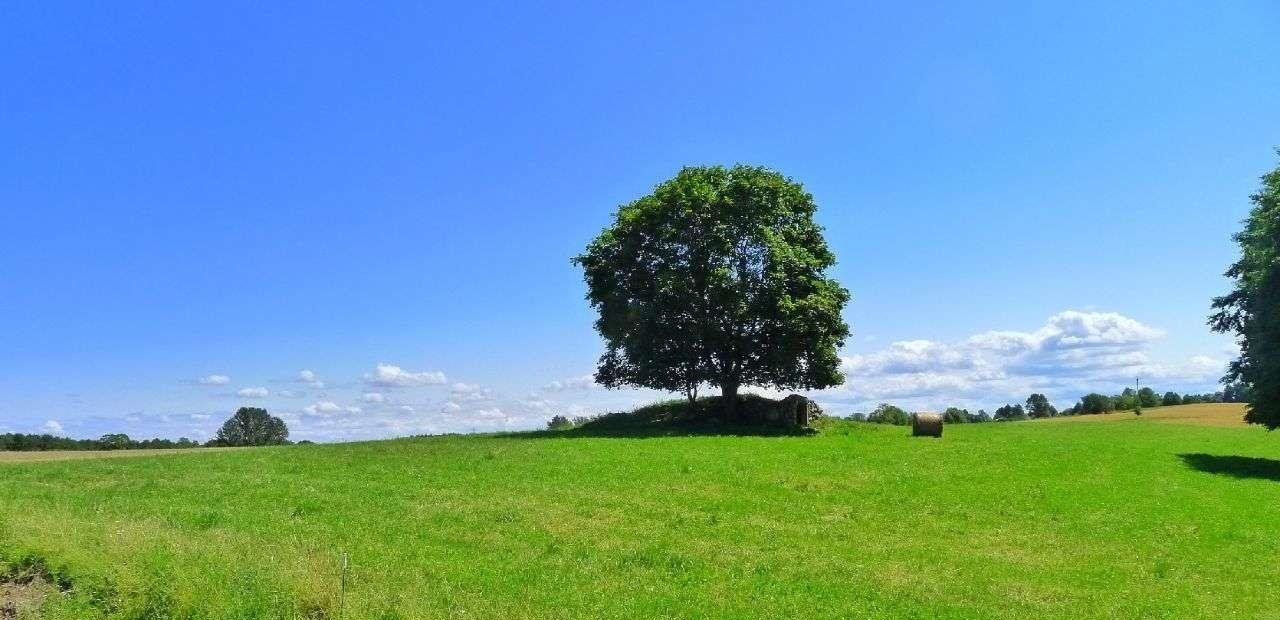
911,412,943,437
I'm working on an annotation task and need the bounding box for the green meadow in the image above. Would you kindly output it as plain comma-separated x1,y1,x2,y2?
3,403,1279,619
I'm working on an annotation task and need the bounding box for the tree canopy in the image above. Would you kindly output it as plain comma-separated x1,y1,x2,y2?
214,407,289,446
1025,393,1057,418
867,403,910,425
574,165,850,411
993,404,1027,421
1211,155,1280,428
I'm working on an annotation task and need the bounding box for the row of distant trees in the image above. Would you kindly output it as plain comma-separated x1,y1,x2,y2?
853,383,1252,425
0,407,294,452
0,433,204,451
1063,384,1251,415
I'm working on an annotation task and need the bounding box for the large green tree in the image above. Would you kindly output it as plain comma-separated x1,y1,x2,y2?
214,407,289,446
574,165,850,414
1210,156,1280,428
1024,393,1058,418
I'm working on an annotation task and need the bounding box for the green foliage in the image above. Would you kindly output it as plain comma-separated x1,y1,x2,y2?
1163,391,1183,407
1077,393,1115,414
547,415,576,431
1222,382,1254,403
1137,387,1160,409
0,433,200,452
866,403,909,425
573,165,850,406
98,433,131,451
564,395,820,436
212,407,289,447
1211,155,1280,428
1024,393,1058,419
1114,389,1138,412
993,404,1027,421
942,407,969,424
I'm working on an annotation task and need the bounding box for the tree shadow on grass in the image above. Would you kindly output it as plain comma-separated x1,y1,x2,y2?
1178,453,1280,481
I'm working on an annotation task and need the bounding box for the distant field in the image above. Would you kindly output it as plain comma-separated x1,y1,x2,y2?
1042,402,1250,427
3,403,1280,618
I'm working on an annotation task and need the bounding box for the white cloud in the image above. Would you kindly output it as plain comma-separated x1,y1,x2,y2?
448,382,491,401
822,310,1218,412
303,401,361,416
362,392,386,403
237,387,270,398
198,374,230,385
365,363,447,387
544,374,596,391
42,419,64,434
441,401,462,412
296,369,325,388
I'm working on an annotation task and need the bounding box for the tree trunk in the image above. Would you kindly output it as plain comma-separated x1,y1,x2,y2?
721,381,740,421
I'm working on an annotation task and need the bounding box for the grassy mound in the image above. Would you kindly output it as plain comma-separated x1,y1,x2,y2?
564,394,818,436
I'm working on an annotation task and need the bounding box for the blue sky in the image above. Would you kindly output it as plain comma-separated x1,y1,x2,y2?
2,2,1278,441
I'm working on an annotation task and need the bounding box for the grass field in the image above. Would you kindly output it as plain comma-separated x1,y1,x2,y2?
0,447,238,464
3,403,1279,618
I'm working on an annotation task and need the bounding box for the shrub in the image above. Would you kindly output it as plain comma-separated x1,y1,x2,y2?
867,404,909,426
942,407,969,424
993,404,1027,421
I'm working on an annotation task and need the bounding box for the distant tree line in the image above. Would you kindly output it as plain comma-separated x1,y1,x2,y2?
1063,383,1251,415
850,383,1252,426
1,407,293,452
852,403,993,425
0,433,203,452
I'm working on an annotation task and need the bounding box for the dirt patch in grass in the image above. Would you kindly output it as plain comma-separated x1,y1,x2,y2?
0,576,50,618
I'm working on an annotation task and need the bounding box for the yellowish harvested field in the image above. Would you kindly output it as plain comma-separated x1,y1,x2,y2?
0,447,237,463
1042,402,1249,427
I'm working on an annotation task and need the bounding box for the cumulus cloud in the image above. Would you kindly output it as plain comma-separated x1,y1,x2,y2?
362,392,386,403
237,387,270,398
296,369,325,389
365,363,447,387
42,419,64,434
198,374,230,385
823,310,1220,412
